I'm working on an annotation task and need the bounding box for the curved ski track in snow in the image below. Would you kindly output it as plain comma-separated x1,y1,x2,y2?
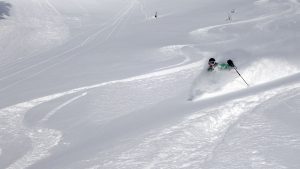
94,78,300,169
191,0,299,37
40,92,88,123
0,59,202,168
155,45,213,71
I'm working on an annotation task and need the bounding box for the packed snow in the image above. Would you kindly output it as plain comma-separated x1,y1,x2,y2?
0,0,299,169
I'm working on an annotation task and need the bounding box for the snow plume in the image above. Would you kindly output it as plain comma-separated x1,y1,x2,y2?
218,58,299,96
244,58,299,85
189,57,299,100
189,69,236,99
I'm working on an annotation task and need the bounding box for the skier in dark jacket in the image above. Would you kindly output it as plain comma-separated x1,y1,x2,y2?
207,58,235,72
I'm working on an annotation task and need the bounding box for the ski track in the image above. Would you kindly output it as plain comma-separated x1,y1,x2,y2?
135,0,150,20
80,1,134,46
98,83,300,169
0,60,202,168
40,92,88,123
0,1,132,81
73,0,90,17
155,45,193,71
191,14,275,36
190,0,299,37
0,0,67,74
205,89,300,169
0,0,136,91
103,1,136,42
44,0,61,15
0,96,63,169
157,0,299,74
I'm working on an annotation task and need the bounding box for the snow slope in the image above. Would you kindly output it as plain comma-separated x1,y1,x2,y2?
0,0,299,168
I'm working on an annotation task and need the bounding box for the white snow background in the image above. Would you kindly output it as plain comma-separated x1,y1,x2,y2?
0,0,300,168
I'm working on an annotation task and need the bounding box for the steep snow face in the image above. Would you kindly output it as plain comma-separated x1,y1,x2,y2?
0,0,299,169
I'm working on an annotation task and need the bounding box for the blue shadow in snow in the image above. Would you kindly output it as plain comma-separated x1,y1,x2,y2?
0,1,11,19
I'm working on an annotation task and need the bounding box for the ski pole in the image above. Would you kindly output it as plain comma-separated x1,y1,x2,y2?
227,59,249,87
233,67,249,87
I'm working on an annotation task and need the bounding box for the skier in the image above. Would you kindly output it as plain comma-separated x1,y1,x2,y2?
207,58,235,72
188,58,243,100
188,58,236,101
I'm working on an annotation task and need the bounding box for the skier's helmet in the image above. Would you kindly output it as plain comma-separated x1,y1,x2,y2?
208,58,216,66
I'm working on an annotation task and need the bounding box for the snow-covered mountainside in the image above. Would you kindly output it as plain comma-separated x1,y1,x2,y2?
0,0,299,168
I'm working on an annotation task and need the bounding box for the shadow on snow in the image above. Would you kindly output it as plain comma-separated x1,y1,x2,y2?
0,1,11,19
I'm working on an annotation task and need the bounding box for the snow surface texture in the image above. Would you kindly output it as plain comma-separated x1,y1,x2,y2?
0,0,299,169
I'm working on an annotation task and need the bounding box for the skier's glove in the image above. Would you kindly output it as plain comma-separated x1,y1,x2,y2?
227,60,235,68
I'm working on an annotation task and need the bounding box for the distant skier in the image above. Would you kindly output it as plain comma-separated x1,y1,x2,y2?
226,14,232,22
207,58,235,72
226,9,236,22
154,11,158,18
